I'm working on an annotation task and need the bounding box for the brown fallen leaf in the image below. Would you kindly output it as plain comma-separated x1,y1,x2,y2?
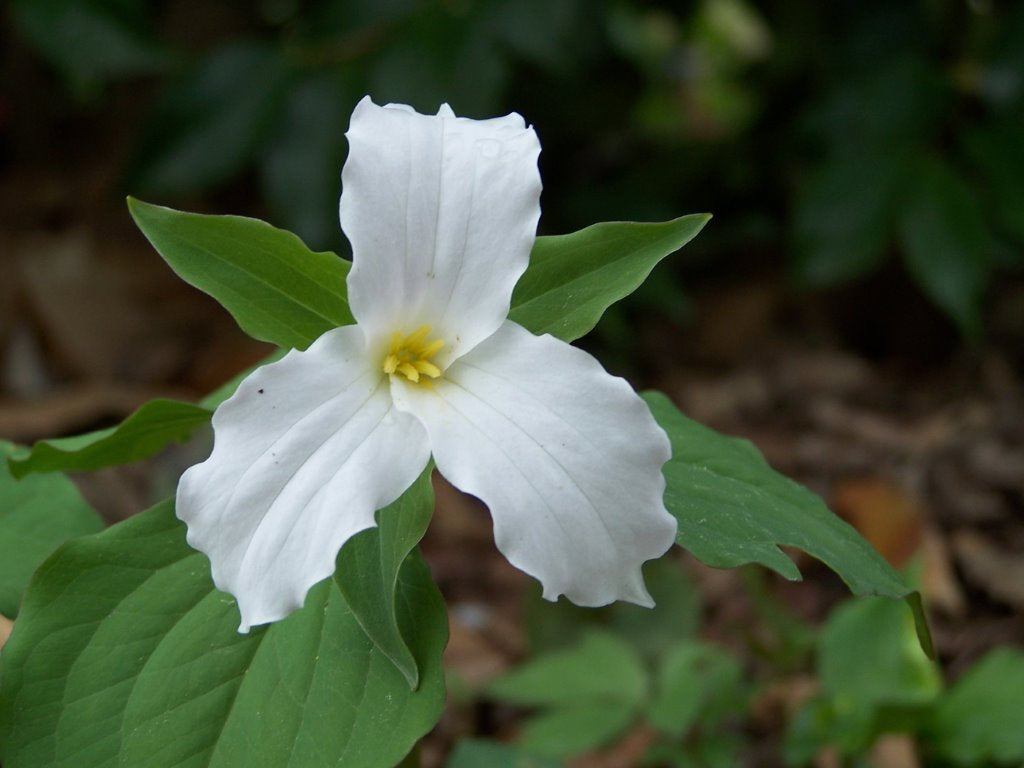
952,530,1024,611
0,613,12,651
870,733,920,768
920,527,966,617
445,603,510,689
568,724,657,768
814,746,842,768
0,383,194,444
832,478,925,568
751,675,819,728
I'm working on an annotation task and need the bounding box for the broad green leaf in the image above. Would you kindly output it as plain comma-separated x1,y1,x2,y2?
128,204,705,354
509,214,710,342
488,631,647,707
783,694,876,765
129,198,353,350
929,647,1024,765
819,597,940,708
8,399,211,478
0,442,102,617
518,701,637,759
132,42,287,195
0,498,447,768
606,557,701,659
643,391,933,656
648,641,745,737
787,596,941,761
899,156,990,338
334,466,434,689
487,633,645,758
446,739,563,768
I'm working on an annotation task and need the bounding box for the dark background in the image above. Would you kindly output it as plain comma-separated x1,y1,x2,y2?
1,1,1022,765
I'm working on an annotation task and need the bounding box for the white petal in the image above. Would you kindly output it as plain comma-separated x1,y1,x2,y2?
341,96,542,368
177,326,430,632
392,321,676,607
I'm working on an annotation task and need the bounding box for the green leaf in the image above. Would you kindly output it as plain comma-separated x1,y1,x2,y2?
8,399,211,478
7,352,291,481
643,391,933,656
790,596,942,760
334,466,434,689
517,701,637,759
128,204,706,353
784,694,876,765
0,442,103,618
928,647,1024,765
509,214,710,342
648,641,745,737
819,597,940,708
524,558,700,659
899,156,991,338
485,632,644,757
0,498,447,768
488,631,647,707
128,198,353,350
606,557,701,659
446,739,564,768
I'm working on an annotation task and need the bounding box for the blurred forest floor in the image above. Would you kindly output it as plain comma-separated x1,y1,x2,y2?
2,7,1024,765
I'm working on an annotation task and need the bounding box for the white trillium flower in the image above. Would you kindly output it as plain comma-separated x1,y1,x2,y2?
177,97,678,632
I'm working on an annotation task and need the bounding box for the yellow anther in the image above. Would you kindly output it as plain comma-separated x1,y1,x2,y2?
412,360,441,378
403,325,432,349
382,325,445,385
419,339,445,358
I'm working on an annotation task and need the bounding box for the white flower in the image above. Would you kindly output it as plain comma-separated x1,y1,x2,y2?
177,97,677,632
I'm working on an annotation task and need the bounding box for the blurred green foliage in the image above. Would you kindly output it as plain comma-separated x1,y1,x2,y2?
483,562,1024,767
8,0,1024,335
786,598,1024,767
486,559,750,766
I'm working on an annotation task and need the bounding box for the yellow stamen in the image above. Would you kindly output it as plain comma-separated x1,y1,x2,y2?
419,339,445,358
382,325,446,385
403,325,432,348
412,360,441,378
397,362,420,382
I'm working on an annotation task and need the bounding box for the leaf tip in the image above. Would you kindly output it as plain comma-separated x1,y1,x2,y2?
905,591,936,659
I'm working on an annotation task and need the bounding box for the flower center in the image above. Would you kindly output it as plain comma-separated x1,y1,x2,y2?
382,325,445,384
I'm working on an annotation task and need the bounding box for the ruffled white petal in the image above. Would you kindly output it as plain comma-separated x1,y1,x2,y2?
391,321,676,607
341,97,542,368
176,326,430,632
